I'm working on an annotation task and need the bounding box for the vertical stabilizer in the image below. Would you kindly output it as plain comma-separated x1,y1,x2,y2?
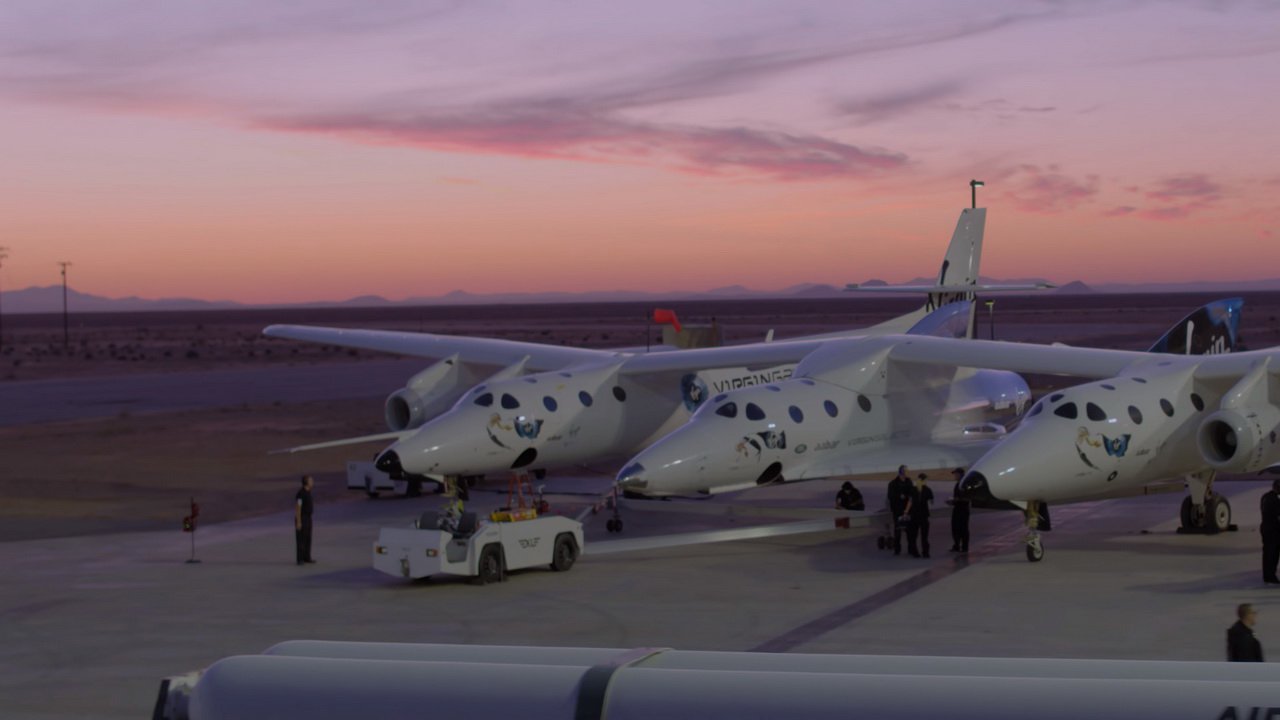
925,207,986,337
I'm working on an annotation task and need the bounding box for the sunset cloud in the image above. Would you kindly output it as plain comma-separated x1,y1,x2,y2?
1136,173,1224,220
999,165,1100,214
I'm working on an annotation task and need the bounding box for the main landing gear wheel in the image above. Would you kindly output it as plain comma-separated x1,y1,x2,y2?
606,517,624,533
1208,494,1232,534
1025,534,1044,563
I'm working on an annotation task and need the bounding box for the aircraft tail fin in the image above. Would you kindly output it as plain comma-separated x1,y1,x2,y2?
927,207,985,338
1146,297,1243,356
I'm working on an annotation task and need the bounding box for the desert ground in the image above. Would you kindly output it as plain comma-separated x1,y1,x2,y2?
1,292,1278,542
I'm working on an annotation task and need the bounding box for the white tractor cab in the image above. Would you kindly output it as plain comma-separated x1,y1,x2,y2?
373,503,583,584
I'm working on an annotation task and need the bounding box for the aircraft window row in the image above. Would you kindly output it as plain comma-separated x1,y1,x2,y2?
824,400,838,418
858,395,873,413
716,402,738,419
1191,393,1205,411
746,403,766,421
1128,405,1143,424
501,393,520,409
1160,398,1174,417
1133,377,1147,384
1086,402,1107,422
1101,384,1116,391
579,391,593,407
789,406,804,423
475,392,494,407
1054,402,1078,419
543,396,558,412
613,386,627,402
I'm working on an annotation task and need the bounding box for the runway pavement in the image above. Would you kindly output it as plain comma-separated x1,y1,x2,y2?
1,476,1274,719
0,359,424,426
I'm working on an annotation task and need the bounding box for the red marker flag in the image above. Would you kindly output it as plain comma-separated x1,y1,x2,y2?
182,498,199,533
652,308,682,334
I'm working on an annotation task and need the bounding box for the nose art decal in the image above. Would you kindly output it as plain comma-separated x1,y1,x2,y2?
1074,426,1132,468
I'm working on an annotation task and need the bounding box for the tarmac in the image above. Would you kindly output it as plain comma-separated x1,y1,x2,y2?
2,473,1277,719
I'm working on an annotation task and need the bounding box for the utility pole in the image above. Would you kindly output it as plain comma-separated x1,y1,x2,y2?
57,261,72,352
0,247,8,354
970,179,985,209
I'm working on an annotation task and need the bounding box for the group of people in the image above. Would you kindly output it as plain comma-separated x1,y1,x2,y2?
886,465,969,558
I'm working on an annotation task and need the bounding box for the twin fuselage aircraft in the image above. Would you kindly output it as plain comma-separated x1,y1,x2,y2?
266,206,1262,563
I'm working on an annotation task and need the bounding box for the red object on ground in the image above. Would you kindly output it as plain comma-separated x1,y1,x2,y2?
652,308,682,333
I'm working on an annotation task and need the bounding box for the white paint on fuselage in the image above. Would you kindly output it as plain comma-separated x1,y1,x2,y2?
969,367,1228,504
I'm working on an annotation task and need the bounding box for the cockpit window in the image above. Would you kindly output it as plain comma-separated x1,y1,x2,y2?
715,402,738,419
1086,402,1107,422
1101,384,1115,391
501,393,520,409
1027,401,1044,417
745,403,766,421
474,392,494,407
1053,402,1078,419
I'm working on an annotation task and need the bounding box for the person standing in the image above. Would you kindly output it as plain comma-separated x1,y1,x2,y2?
1262,479,1280,584
1227,603,1263,662
887,466,915,556
911,473,934,558
949,467,971,553
295,475,316,565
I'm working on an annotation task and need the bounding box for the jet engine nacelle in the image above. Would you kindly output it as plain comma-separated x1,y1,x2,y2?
1197,405,1280,473
384,355,469,431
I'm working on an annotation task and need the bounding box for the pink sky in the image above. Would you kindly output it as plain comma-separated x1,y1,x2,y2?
0,0,1277,303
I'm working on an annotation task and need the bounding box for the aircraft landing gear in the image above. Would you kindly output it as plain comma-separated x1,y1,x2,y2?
1178,471,1236,534
605,487,624,533
1022,500,1048,563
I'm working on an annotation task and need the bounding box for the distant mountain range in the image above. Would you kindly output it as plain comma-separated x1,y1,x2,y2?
2,277,1276,313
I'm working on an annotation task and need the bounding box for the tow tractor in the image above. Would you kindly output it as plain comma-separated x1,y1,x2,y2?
372,474,583,584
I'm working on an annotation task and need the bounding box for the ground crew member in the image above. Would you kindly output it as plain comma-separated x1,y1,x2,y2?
1228,603,1263,661
911,473,934,558
887,466,915,556
949,467,971,553
836,481,864,511
295,475,315,565
1262,480,1280,584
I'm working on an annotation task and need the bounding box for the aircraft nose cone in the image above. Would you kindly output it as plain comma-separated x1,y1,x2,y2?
616,462,647,491
375,450,403,477
958,471,996,503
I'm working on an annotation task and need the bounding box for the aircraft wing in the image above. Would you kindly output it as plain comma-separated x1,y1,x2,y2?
846,283,1055,293
263,325,622,372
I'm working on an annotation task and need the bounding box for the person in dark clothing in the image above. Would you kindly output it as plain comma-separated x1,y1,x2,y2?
948,467,971,553
1261,480,1280,584
836,481,865,511
295,475,315,565
887,466,916,556
1228,603,1263,662
911,473,934,558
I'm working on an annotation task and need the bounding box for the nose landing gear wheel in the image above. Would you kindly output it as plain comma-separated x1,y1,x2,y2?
1025,535,1044,563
